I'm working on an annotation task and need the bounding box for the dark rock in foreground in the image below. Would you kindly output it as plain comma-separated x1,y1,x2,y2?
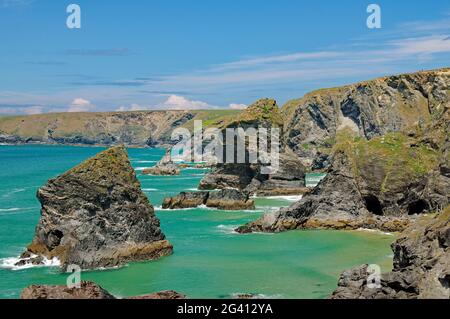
331,206,450,299
162,189,255,210
18,146,173,270
20,282,186,299
128,290,186,299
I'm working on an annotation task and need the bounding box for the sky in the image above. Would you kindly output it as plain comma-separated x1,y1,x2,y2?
0,0,449,115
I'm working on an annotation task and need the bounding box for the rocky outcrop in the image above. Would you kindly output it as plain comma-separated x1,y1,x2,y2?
237,110,450,233
162,189,255,210
331,206,450,299
199,99,307,196
20,282,186,299
0,110,241,147
283,68,450,167
18,146,173,270
142,164,180,176
20,282,115,299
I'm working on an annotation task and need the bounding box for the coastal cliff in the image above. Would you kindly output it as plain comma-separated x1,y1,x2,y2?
0,109,240,147
19,146,173,270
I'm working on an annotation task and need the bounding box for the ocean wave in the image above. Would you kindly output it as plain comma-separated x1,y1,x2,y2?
142,188,158,191
0,207,34,213
230,292,283,299
134,167,148,171
1,188,27,198
216,224,239,234
0,255,61,271
133,160,157,164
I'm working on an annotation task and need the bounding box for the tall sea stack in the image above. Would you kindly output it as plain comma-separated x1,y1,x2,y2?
20,146,173,270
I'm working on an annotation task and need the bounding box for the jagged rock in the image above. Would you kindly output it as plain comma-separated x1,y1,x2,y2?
128,290,186,299
20,282,186,299
162,189,255,210
20,282,115,299
331,206,450,299
162,192,209,209
206,189,255,210
283,68,450,166
17,146,173,270
199,151,307,196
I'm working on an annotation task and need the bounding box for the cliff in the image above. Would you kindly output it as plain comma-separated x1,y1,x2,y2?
283,68,449,167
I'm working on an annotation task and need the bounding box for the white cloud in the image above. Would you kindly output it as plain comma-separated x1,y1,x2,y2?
23,106,43,115
229,103,248,110
159,95,216,110
67,98,95,113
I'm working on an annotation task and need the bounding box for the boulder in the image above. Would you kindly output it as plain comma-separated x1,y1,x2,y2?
20,282,115,299
162,189,255,211
18,146,173,270
331,206,450,299
20,282,186,299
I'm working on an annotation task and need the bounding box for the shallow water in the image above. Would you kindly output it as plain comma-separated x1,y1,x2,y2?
0,145,394,299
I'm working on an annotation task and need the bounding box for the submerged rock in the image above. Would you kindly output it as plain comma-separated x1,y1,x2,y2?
142,164,180,176
331,206,450,299
18,146,173,270
20,282,186,299
162,189,255,210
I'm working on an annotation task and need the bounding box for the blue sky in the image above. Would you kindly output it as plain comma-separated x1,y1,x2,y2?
0,0,449,114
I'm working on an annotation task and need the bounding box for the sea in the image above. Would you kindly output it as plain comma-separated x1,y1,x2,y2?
0,145,394,299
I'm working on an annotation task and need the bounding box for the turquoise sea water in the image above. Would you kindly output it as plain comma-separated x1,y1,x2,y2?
0,145,394,299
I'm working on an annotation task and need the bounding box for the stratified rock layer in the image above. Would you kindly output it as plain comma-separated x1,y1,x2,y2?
21,146,173,270
331,206,450,299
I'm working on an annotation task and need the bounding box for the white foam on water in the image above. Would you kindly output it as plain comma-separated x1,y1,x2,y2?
230,292,283,299
142,188,158,191
0,255,61,271
355,228,394,236
134,167,148,171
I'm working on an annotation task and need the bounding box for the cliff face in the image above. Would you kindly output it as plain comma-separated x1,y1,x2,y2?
332,206,450,299
237,106,449,233
0,110,240,147
283,68,450,166
20,146,172,270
